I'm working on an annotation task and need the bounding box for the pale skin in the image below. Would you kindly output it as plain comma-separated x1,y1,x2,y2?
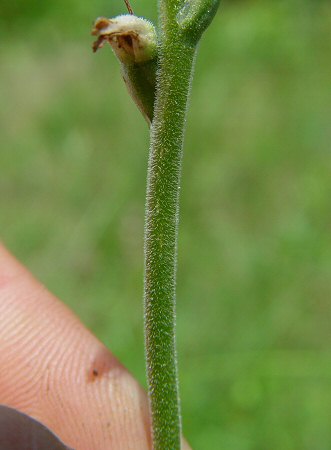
0,244,190,449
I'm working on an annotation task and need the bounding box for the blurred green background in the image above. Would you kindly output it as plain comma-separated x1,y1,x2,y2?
1,0,331,448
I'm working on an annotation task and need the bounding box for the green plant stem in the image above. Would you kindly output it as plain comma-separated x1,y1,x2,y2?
144,0,196,447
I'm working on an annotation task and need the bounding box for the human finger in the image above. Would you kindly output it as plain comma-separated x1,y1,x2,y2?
0,243,151,449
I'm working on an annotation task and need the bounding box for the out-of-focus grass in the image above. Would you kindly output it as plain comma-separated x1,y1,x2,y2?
1,1,331,448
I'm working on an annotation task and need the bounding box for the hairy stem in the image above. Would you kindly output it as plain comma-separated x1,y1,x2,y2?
144,1,196,448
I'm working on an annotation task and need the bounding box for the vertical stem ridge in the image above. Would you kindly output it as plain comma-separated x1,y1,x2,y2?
144,24,196,449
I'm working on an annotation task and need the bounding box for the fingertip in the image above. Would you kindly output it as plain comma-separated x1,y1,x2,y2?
0,245,152,449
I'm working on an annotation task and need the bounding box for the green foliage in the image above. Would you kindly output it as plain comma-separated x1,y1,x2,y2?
177,0,221,44
1,1,331,448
